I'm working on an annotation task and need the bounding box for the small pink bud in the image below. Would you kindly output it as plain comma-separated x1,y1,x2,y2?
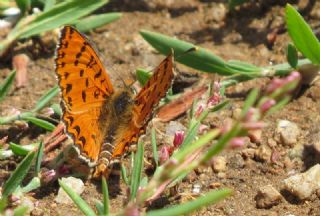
242,121,266,130
285,71,301,83
173,130,185,148
159,146,170,164
207,92,221,107
244,108,259,122
229,137,246,148
260,99,276,113
266,78,283,93
195,103,206,117
41,169,57,183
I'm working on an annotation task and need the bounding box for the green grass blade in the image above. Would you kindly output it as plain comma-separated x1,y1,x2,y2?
19,0,109,39
226,60,262,74
21,116,55,131
95,201,104,215
151,128,159,167
35,141,44,176
51,103,62,117
2,151,36,197
15,0,30,15
21,176,41,193
58,179,96,216
147,188,232,216
13,205,29,216
43,0,56,12
0,70,16,102
121,163,129,186
32,85,59,112
285,4,320,64
101,177,110,216
136,68,151,86
240,88,259,119
75,12,122,33
140,30,233,75
287,43,298,69
130,140,144,201
9,142,38,156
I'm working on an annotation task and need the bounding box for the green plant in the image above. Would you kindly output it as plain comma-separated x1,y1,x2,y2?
0,0,122,57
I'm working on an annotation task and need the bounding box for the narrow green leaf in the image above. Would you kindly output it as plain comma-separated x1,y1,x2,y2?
2,151,36,197
58,179,96,216
95,201,104,215
13,205,28,216
35,141,44,176
32,85,59,112
101,177,109,216
18,0,109,39
9,142,38,156
130,140,144,201
75,12,122,33
136,68,151,86
15,0,30,15
151,128,159,167
43,0,56,12
240,88,259,119
140,30,233,75
121,164,129,185
51,103,62,117
285,4,320,64
226,60,262,74
21,176,41,193
21,116,55,131
0,70,16,102
147,188,232,216
287,43,298,68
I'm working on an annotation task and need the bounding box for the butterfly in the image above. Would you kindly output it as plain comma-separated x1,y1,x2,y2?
54,26,174,178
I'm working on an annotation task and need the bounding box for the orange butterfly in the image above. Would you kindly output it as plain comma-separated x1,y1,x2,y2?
55,26,173,178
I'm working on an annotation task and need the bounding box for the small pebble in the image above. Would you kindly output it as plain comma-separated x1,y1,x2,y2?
192,184,201,194
209,182,221,189
275,120,300,146
55,177,84,204
254,145,271,162
228,154,245,169
283,164,320,200
255,185,282,209
211,156,227,173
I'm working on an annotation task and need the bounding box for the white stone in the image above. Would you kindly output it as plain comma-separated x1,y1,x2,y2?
276,120,300,146
55,177,84,204
255,185,282,208
283,164,320,200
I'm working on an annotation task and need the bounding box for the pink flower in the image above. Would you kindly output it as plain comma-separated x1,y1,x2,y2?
207,92,221,107
159,146,171,164
260,99,276,113
229,137,246,148
173,130,185,148
195,103,206,117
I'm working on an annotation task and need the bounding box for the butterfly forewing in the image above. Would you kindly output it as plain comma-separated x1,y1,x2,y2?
55,26,113,162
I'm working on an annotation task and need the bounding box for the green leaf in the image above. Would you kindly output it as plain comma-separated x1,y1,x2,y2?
35,141,44,176
58,179,96,216
101,177,109,216
9,142,38,156
19,0,109,39
151,128,159,167
0,70,16,102
75,12,122,33
21,176,41,193
2,151,36,197
15,0,30,15
287,43,298,69
136,68,151,86
51,103,62,117
147,188,232,216
0,197,8,212
140,30,233,75
226,60,262,74
13,205,29,216
130,140,144,201
121,164,129,186
285,4,320,64
33,85,59,112
43,0,56,12
21,116,55,131
240,88,259,119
